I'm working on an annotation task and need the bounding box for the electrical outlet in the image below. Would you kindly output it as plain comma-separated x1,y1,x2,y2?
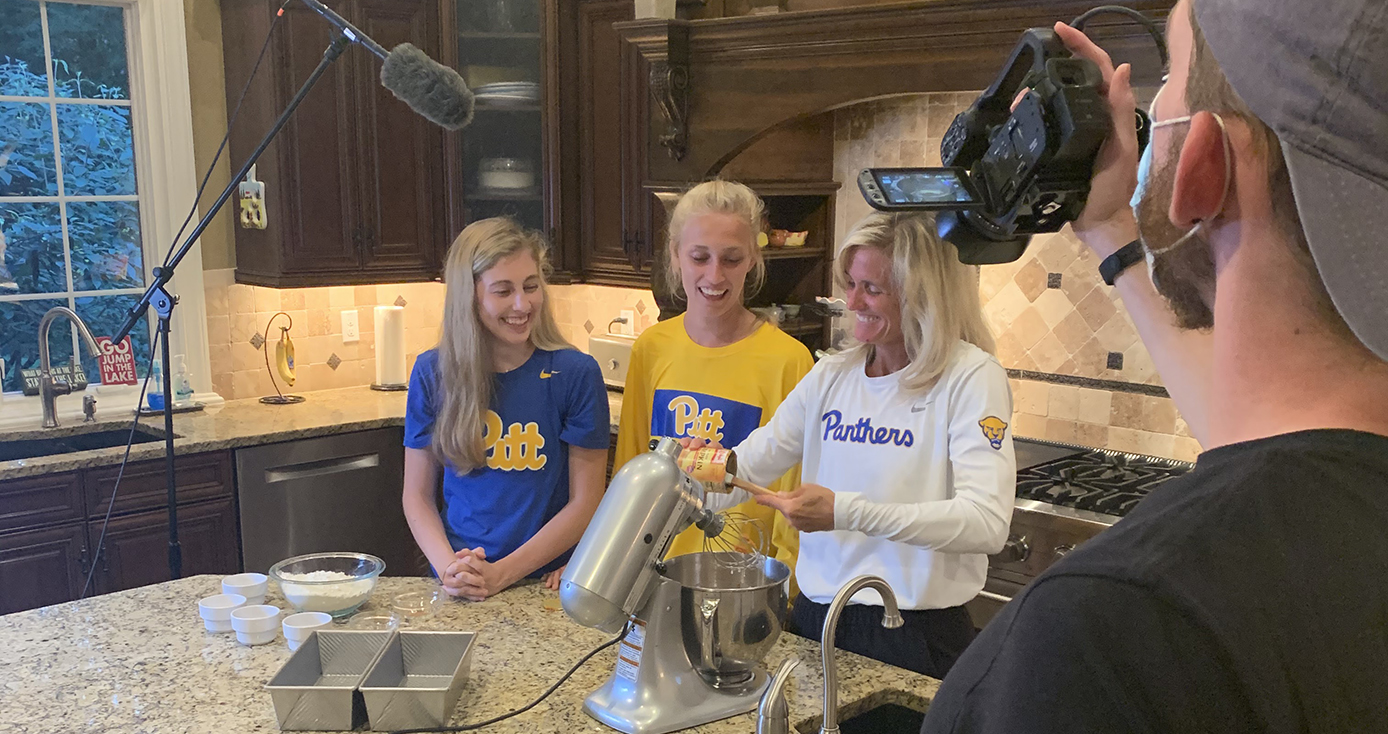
341,309,360,343
619,309,635,336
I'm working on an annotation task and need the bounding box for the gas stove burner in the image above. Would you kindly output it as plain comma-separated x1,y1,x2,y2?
1017,447,1193,519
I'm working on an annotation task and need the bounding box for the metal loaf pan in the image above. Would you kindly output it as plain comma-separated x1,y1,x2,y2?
266,630,393,731
359,631,476,731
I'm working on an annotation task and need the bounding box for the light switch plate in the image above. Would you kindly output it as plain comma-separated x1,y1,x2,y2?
341,309,360,343
619,309,635,336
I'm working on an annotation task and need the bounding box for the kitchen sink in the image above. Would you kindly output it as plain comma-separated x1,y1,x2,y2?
796,690,930,734
835,702,926,733
0,426,168,462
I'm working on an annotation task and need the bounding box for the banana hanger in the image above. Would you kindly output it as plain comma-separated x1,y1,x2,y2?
260,311,306,405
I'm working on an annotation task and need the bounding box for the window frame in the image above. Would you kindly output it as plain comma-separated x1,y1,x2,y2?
0,0,217,428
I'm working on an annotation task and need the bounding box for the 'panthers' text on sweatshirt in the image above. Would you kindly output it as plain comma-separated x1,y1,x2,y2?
727,341,1016,609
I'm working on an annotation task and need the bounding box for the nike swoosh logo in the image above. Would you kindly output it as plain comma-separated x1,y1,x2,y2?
540,370,559,379
910,405,929,412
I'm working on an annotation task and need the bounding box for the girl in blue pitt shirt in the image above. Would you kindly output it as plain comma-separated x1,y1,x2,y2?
402,218,609,600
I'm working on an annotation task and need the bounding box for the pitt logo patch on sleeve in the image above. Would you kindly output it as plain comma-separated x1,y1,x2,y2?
978,416,1008,449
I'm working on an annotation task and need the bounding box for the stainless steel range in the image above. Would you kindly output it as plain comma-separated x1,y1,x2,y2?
965,437,1195,629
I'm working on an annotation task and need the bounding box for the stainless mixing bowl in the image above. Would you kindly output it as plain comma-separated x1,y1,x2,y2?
660,551,790,688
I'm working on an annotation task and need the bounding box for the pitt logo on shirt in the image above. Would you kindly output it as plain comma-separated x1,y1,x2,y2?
651,389,763,446
821,410,915,447
483,410,546,471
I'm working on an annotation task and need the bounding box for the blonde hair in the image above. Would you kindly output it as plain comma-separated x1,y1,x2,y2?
836,212,995,392
432,217,572,472
664,180,767,303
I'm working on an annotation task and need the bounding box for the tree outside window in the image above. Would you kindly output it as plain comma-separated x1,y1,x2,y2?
0,0,152,393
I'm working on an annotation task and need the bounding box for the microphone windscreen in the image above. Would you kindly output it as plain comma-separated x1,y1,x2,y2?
380,43,474,131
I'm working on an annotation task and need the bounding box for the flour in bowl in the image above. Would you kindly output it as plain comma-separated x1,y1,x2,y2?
278,570,375,612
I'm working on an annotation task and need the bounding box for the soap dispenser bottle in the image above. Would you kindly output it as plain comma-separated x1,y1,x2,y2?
147,358,165,411
172,354,194,406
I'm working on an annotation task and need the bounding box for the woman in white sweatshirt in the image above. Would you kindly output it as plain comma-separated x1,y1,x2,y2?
700,211,1015,677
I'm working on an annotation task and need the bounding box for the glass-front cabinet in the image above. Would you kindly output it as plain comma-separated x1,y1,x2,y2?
456,0,547,235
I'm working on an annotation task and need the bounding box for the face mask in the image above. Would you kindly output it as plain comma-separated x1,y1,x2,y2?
1129,88,1233,257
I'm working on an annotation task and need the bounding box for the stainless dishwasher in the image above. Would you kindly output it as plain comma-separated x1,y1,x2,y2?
236,427,419,575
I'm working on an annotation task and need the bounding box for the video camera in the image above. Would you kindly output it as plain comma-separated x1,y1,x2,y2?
859,8,1163,265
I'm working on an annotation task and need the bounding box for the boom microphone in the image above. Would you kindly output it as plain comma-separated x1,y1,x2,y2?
380,43,475,131
299,0,474,131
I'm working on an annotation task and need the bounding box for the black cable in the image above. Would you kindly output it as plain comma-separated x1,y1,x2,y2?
162,0,293,267
391,625,631,733
1070,5,1169,68
80,3,293,591
79,326,161,599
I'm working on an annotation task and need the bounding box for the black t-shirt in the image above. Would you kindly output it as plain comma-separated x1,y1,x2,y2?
922,429,1388,733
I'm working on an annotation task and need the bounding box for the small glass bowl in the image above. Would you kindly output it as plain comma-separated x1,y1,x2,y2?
391,588,444,620
345,612,401,631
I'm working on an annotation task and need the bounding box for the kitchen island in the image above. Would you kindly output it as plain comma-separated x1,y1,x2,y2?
1,576,935,733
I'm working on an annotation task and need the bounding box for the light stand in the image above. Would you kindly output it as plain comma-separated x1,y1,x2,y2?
113,32,355,579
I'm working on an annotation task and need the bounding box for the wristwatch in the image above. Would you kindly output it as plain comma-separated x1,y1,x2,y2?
1099,240,1146,286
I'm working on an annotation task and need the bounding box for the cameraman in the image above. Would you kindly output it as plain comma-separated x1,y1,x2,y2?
922,0,1388,731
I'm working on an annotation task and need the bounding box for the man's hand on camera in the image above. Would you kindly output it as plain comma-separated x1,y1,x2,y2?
1054,21,1142,258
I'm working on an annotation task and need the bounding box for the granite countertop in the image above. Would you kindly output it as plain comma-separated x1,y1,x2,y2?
0,387,626,482
0,576,936,733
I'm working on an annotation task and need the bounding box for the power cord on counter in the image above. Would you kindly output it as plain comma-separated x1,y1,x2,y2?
391,624,631,733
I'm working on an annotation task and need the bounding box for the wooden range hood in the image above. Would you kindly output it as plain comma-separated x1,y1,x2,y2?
616,0,1174,182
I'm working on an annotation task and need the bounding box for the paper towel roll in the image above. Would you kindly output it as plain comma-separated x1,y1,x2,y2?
374,306,407,387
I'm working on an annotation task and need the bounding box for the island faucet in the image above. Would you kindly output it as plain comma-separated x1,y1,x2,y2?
818,575,904,734
38,306,102,428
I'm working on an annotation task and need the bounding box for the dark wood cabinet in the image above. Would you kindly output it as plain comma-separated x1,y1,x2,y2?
221,0,449,287
85,499,241,596
0,471,83,534
567,0,645,284
0,450,238,614
0,524,87,615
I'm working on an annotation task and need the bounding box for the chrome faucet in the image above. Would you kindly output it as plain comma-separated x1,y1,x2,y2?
38,306,102,428
818,575,904,734
757,657,800,734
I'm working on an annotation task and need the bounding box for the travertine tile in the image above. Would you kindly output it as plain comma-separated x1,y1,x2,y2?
1047,385,1081,421
1077,387,1112,425
1014,380,1050,416
1109,392,1146,430
1012,412,1047,439
1032,288,1073,329
1045,418,1080,444
229,313,256,344
354,285,379,306
205,315,230,347
1051,311,1092,355
1073,421,1109,447
228,283,254,314
1029,332,1069,372
280,289,305,310
328,286,354,308
253,286,279,313
1013,258,1049,303
1076,287,1118,331
1002,308,1043,351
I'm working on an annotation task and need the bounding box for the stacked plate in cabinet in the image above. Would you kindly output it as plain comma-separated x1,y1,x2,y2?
474,81,540,107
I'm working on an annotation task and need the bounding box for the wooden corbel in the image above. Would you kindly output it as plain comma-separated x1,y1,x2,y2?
648,23,691,161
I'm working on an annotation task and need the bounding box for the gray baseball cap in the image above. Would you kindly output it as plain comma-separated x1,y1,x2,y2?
1194,0,1388,360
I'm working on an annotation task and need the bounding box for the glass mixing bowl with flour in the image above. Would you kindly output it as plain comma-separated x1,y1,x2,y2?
268,552,386,617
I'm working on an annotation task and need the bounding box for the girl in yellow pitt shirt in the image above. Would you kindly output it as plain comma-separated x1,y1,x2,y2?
616,180,813,583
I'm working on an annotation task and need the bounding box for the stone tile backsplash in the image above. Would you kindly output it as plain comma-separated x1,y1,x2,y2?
203,89,1196,461
833,93,1198,461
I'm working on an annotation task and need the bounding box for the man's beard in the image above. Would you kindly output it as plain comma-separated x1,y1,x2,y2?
1136,142,1217,330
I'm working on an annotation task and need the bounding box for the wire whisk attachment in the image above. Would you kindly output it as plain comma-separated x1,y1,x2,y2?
698,510,769,569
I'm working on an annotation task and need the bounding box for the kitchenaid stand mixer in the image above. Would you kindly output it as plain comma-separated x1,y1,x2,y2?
560,437,789,734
